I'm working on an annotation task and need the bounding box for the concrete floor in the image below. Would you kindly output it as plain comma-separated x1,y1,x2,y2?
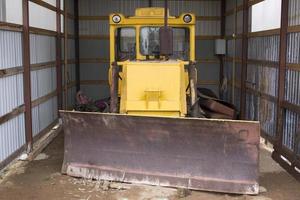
0,132,300,200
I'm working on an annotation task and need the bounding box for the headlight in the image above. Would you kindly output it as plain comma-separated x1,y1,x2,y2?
183,14,192,23
112,15,121,23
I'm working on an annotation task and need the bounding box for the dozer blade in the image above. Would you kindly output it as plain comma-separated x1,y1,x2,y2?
60,111,260,194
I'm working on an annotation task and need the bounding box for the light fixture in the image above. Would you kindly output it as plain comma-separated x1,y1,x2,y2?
112,15,121,23
183,14,192,23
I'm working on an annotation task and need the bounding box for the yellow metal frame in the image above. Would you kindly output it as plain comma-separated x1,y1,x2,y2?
107,8,196,117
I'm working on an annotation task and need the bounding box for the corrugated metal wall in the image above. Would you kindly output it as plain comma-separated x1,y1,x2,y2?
78,0,222,99
30,33,58,137
0,29,26,165
223,0,243,110
29,1,59,138
224,0,300,179
224,0,282,138
283,0,300,157
246,34,280,138
0,0,74,170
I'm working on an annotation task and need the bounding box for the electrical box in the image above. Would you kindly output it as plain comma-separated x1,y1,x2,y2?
215,39,226,55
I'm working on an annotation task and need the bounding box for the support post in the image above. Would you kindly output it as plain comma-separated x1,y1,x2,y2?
56,0,62,111
74,0,80,92
63,0,68,109
22,0,33,152
219,0,225,98
240,0,249,119
275,0,289,148
110,63,119,113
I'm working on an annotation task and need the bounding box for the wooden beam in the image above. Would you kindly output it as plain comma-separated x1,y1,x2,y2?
31,61,56,71
287,25,300,33
29,0,63,14
0,105,25,125
79,58,110,63
246,87,278,103
0,22,23,32
240,0,249,119
80,80,108,85
74,0,80,92
32,90,57,107
274,0,289,150
281,101,300,115
29,27,57,36
286,63,300,71
56,0,62,111
0,66,23,78
23,0,33,152
248,28,280,37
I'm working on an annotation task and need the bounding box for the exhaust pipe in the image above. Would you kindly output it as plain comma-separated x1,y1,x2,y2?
159,0,173,58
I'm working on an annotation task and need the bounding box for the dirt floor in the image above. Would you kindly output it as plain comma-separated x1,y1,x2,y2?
0,132,300,200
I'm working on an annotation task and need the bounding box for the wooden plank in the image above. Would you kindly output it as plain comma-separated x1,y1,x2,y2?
74,0,80,91
248,0,264,7
281,101,300,115
224,57,242,63
29,0,62,13
196,35,222,40
31,90,57,108
0,105,25,125
275,0,289,150
225,33,243,39
287,25,300,33
31,61,56,71
23,0,33,151
29,27,57,36
286,63,300,71
80,58,110,63
0,22,23,32
80,80,108,85
198,80,219,85
0,66,23,78
247,59,279,67
246,87,278,103
248,29,280,37
28,120,62,161
197,59,220,64
61,33,75,39
32,119,60,146
240,0,249,119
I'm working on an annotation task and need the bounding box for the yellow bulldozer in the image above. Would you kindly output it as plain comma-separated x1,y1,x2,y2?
60,4,260,195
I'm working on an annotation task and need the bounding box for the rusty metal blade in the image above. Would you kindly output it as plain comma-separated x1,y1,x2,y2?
60,111,260,194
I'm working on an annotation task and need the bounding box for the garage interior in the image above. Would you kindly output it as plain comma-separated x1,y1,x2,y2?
0,0,300,199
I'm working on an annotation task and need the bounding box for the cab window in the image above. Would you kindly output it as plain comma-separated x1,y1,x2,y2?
140,27,190,60
115,27,136,61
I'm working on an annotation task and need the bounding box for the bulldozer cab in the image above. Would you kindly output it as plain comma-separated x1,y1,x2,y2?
109,8,195,62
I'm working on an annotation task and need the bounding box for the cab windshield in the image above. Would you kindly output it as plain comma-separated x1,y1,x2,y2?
140,27,190,60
